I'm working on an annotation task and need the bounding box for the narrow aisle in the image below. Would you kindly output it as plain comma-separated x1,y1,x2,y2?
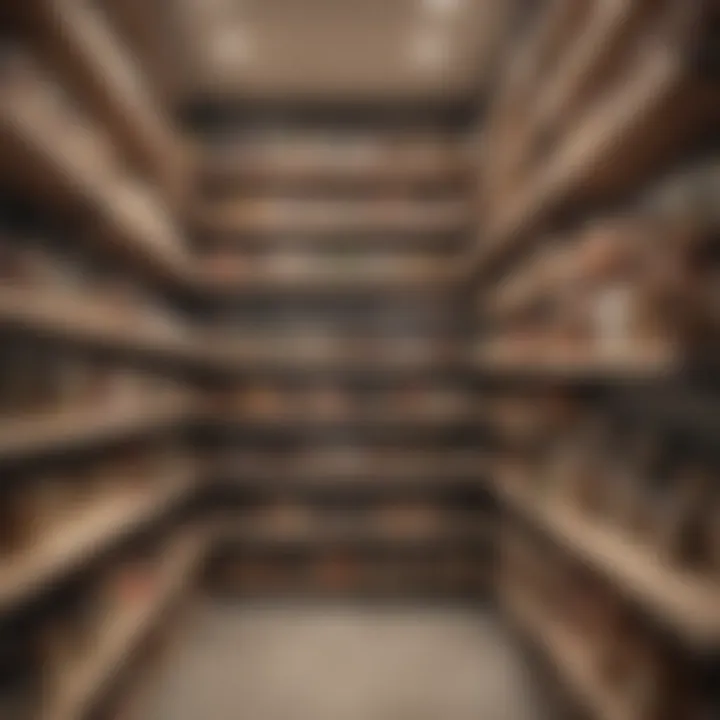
136,603,548,720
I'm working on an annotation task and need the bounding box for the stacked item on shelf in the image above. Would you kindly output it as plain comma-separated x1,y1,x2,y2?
195,122,488,598
201,132,471,191
475,0,720,717
0,5,208,719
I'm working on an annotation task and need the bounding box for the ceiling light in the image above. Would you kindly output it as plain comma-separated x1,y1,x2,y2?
423,0,463,16
212,26,254,65
411,33,449,68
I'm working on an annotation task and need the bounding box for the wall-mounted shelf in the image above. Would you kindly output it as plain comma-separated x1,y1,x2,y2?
495,475,720,652
0,471,198,615
0,395,194,464
9,0,187,208
45,529,208,720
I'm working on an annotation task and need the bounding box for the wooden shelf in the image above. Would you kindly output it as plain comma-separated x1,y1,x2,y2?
528,1,643,142
193,264,461,300
0,286,206,367
473,342,677,382
212,453,487,490
207,407,481,434
45,529,207,720
207,342,465,375
201,149,471,190
0,395,193,462
470,30,690,282
196,200,471,238
0,102,189,282
215,520,488,551
496,478,720,651
11,0,186,207
0,472,198,615
501,587,629,720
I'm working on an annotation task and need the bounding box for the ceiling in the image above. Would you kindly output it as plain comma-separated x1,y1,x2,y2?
169,0,511,103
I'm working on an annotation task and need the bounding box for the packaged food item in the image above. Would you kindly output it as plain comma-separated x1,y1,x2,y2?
242,385,286,417
37,596,92,702
55,355,94,409
96,554,157,624
264,503,312,539
0,483,35,556
315,553,357,593
306,387,348,417
6,477,67,550
612,630,675,720
33,473,73,532
202,251,253,283
653,464,712,568
605,430,662,536
376,504,438,539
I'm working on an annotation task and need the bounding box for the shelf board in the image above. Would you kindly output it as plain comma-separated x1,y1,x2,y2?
0,473,197,615
45,530,206,720
13,0,186,207
473,343,678,382
530,1,641,134
196,200,471,238
212,453,487,490
502,588,629,720
0,396,193,463
469,38,686,282
201,151,471,190
192,265,461,300
215,520,488,551
496,479,720,652
0,286,205,366
205,340,467,376
206,407,482,434
0,105,189,283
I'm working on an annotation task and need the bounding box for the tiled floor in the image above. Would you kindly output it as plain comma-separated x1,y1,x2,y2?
134,601,549,720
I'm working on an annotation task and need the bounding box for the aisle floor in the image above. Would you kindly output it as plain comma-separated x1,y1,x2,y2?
136,601,549,720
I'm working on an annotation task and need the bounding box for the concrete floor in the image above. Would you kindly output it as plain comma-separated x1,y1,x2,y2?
135,601,548,720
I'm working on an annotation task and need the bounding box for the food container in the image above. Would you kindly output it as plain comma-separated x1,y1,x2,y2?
653,465,711,568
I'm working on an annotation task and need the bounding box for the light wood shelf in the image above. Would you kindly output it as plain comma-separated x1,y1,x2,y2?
0,395,194,462
193,264,462,299
470,0,714,285
208,406,482,433
0,472,198,615
0,102,189,282
44,529,207,720
214,519,489,550
196,200,471,238
212,452,487,489
0,286,202,366
502,587,630,720
201,149,471,189
207,341,465,375
11,0,187,207
473,342,677,382
496,478,720,651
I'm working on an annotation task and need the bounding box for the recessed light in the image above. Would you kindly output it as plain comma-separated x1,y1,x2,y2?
411,33,449,68
212,25,254,65
423,0,463,16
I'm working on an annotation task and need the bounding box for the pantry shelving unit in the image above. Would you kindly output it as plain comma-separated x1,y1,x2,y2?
476,0,720,717
193,108,491,602
2,0,719,718
0,5,209,720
